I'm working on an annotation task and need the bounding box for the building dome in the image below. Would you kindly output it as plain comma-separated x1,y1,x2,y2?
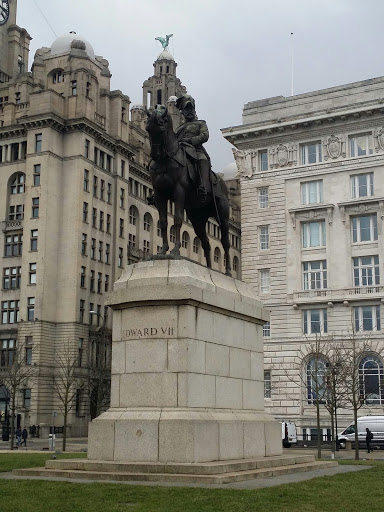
50,32,95,59
157,50,174,61
222,162,237,179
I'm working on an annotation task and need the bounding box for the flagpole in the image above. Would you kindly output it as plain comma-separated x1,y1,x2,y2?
290,32,294,96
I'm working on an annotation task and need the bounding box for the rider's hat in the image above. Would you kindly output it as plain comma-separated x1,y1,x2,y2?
175,94,195,111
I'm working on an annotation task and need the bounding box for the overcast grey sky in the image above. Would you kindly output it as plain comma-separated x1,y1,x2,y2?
18,0,384,173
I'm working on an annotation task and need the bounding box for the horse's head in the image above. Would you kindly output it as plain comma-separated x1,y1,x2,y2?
145,105,170,160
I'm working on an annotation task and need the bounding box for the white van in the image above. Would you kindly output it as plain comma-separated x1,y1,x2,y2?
338,416,384,449
282,421,297,448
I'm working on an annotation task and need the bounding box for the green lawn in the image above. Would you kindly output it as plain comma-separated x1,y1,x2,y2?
0,455,383,512
0,452,86,473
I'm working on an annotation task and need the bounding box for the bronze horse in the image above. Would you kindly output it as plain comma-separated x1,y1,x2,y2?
146,107,232,276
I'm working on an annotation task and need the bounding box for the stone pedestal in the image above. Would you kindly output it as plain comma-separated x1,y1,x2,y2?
88,259,282,463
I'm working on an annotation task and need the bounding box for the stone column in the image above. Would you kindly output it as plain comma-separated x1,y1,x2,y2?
88,259,281,463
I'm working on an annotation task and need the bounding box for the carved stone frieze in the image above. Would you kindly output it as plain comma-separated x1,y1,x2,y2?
288,204,334,229
270,143,297,169
232,148,253,178
323,134,346,160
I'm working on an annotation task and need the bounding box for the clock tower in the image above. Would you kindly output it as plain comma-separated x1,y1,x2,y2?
0,0,31,82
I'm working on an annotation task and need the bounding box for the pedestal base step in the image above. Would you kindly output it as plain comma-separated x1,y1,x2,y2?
13,455,338,484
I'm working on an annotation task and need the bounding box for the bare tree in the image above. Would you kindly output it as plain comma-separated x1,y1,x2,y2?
87,326,111,419
338,328,383,460
0,344,35,450
53,339,84,451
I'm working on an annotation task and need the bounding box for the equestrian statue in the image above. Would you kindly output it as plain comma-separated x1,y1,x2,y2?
145,94,232,276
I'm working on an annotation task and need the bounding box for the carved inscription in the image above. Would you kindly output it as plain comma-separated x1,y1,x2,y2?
122,326,175,340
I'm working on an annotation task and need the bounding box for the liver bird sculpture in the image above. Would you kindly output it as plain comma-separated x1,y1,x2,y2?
155,34,173,51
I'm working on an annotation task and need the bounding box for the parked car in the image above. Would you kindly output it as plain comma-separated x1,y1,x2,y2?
338,416,384,449
282,421,297,448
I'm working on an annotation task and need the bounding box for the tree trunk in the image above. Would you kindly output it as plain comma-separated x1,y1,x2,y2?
353,404,359,460
10,395,16,450
63,407,67,452
330,407,335,456
316,400,322,459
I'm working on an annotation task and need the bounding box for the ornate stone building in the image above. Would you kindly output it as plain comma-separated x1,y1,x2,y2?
223,79,384,439
0,0,241,435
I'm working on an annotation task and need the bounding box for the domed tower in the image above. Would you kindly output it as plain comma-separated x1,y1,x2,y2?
142,44,186,130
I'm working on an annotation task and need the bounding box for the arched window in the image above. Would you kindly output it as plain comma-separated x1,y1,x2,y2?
193,237,200,254
157,220,161,237
359,355,384,404
129,206,138,226
306,355,328,404
182,231,189,249
143,212,152,232
170,225,176,243
214,247,221,264
10,173,25,194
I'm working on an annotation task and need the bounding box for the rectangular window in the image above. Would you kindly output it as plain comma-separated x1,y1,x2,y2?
71,80,77,96
91,239,96,260
89,303,94,325
121,160,125,178
83,169,89,191
81,233,87,255
259,150,268,171
354,305,381,332
128,234,136,248
97,272,102,293
258,187,269,208
143,240,150,253
79,300,85,323
301,180,323,205
119,218,124,238
100,179,105,201
3,267,21,290
78,339,84,367
349,133,373,158
98,241,103,262
107,183,112,203
264,371,271,398
105,274,109,292
90,270,95,292
93,176,98,197
99,211,104,231
259,226,269,250
33,164,41,186
118,247,123,267
85,139,90,159
106,214,111,234
23,388,31,409
29,263,36,284
80,266,86,287
25,347,32,365
303,260,327,290
302,221,326,248
83,202,88,223
30,229,38,251
32,198,39,218
259,269,270,294
352,215,378,243
303,309,328,334
86,82,91,98
1,339,16,366
27,297,35,321
106,244,110,264
35,134,42,153
263,321,271,337
92,208,97,228
8,205,24,221
301,142,322,164
351,173,374,198
120,188,125,208
5,234,23,257
353,256,380,286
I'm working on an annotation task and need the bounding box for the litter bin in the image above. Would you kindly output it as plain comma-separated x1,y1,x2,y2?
2,425,9,442
48,433,56,450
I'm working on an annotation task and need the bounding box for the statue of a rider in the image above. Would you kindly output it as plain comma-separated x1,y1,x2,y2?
175,95,211,203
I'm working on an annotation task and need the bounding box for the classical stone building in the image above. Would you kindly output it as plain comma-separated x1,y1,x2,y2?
223,78,384,439
0,0,241,435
